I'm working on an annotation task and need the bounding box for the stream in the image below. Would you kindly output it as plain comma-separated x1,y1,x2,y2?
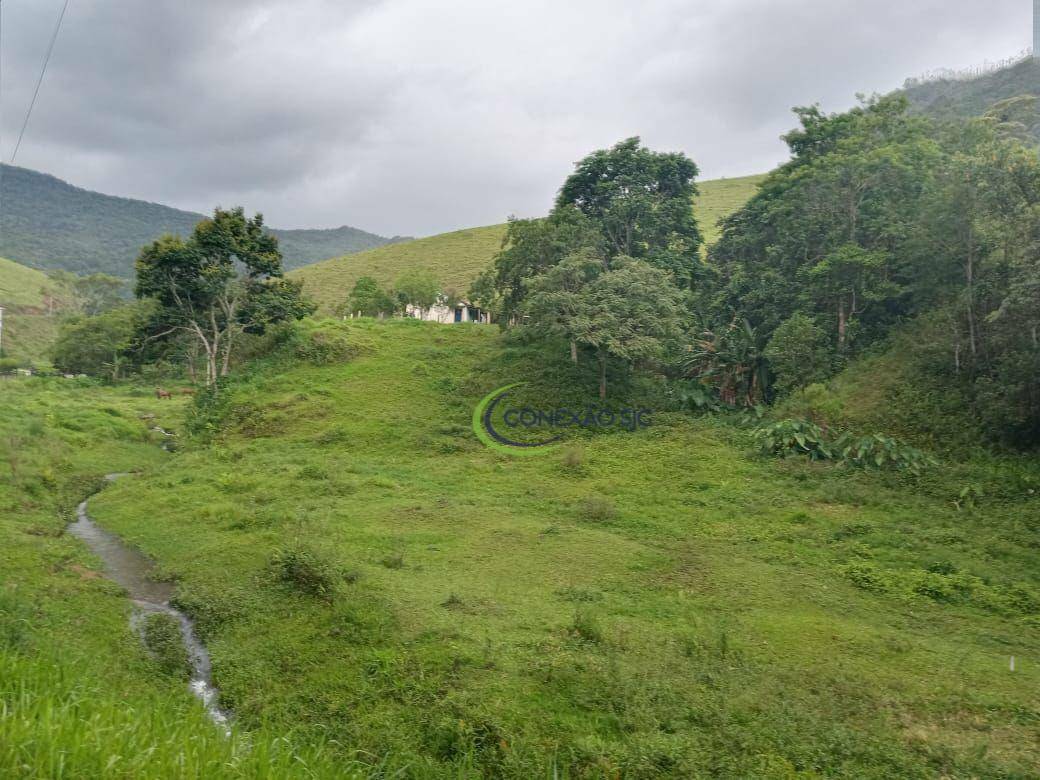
68,474,230,732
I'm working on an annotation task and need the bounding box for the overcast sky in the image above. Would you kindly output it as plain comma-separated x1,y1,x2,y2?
0,0,1031,236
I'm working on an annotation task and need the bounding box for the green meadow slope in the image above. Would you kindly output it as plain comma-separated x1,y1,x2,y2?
0,381,358,777
31,319,1032,777
694,173,768,244
0,256,49,308
291,224,508,312
0,257,61,365
291,175,765,313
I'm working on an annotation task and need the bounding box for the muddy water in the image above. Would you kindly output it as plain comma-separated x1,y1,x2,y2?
68,474,230,732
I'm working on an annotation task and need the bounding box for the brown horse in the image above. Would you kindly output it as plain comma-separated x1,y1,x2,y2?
155,387,172,400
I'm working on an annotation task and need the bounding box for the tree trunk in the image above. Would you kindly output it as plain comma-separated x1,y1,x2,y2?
187,343,198,384
837,299,847,351
570,341,578,365
599,352,607,401
965,236,977,360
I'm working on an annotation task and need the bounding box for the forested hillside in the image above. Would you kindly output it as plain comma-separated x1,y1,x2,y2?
902,57,1040,143
706,94,1040,448
0,164,401,277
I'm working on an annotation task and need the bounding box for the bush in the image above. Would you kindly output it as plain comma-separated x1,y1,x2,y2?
271,543,338,599
753,419,834,460
560,446,585,470
755,419,938,474
291,320,366,365
764,312,832,396
0,357,21,374
836,432,938,475
580,495,617,522
571,608,604,643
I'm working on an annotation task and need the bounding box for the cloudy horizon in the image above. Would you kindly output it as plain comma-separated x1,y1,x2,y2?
0,0,1031,237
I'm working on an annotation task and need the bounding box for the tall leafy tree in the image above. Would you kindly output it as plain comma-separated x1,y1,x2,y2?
556,137,704,285
526,256,683,399
51,301,155,380
393,269,441,319
523,250,600,364
339,276,395,319
135,207,312,385
470,208,599,325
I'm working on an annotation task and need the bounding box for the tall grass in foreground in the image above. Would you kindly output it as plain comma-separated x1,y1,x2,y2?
0,651,364,779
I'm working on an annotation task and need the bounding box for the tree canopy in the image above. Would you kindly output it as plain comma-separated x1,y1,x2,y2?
135,207,313,385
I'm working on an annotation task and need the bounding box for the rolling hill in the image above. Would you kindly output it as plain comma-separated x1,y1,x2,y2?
0,256,64,364
902,56,1040,142
291,173,766,313
0,164,404,278
5,318,1027,776
0,255,50,309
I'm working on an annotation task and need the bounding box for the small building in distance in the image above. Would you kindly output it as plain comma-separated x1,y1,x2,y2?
404,299,492,325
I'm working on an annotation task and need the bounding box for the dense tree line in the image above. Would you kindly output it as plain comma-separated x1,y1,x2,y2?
472,107,1039,446
704,95,1039,445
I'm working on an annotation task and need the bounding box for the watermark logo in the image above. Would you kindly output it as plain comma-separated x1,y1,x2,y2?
472,383,652,455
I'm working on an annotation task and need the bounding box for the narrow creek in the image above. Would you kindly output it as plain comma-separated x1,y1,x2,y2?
68,474,231,732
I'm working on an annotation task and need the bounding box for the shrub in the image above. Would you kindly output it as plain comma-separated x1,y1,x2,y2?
381,552,405,570
291,320,367,365
571,608,604,643
271,543,338,599
141,612,191,679
753,419,834,460
764,312,832,396
755,419,938,474
580,495,617,522
560,446,585,470
835,432,938,475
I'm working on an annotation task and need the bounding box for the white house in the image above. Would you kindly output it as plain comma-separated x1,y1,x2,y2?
404,299,492,325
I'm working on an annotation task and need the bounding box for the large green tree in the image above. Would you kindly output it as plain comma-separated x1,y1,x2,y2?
339,276,396,319
526,256,683,399
51,301,155,380
135,207,312,385
474,139,701,399
556,137,704,285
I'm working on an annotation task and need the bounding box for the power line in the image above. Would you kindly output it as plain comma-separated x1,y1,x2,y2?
12,0,72,163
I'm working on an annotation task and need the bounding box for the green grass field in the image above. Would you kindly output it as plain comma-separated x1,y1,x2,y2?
0,256,50,309
2,320,1026,777
290,224,508,313
291,175,765,314
0,257,62,365
0,378,370,777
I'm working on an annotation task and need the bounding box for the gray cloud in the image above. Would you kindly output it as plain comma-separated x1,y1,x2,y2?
1,0,1029,236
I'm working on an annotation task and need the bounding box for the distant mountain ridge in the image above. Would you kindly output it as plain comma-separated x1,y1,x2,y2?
0,164,407,278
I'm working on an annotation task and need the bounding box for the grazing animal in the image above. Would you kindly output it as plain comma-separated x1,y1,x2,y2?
156,387,172,400
180,387,196,396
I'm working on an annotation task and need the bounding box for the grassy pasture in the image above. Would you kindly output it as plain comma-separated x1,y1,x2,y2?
53,319,1038,777
694,174,766,245
0,379,361,777
0,257,63,365
0,256,49,309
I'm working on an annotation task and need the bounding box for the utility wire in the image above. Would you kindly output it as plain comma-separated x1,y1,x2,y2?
12,0,71,163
